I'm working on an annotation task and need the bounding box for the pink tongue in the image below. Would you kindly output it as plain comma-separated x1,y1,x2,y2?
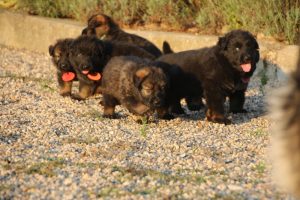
87,73,101,81
241,63,251,72
82,70,89,75
62,72,75,82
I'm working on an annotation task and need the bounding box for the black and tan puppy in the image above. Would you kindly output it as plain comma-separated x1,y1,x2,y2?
270,60,300,197
49,38,76,96
82,13,164,57
99,56,173,119
158,30,260,124
68,36,155,100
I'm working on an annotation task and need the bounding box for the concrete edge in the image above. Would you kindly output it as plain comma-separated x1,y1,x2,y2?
0,9,299,74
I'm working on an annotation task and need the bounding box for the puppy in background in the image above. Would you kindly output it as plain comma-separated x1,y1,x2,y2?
68,36,155,100
270,56,300,197
49,39,77,97
82,13,170,57
99,56,174,120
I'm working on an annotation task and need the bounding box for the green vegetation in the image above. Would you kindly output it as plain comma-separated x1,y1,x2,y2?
139,116,148,137
2,158,66,177
2,0,300,43
253,162,266,174
259,60,270,94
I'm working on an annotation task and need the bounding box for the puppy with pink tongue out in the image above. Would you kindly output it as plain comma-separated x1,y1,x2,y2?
157,29,260,124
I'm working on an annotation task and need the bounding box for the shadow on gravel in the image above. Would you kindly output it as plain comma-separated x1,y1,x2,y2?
171,92,267,125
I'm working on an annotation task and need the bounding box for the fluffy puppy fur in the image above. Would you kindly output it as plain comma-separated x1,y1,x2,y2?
100,56,174,119
49,38,77,96
158,30,260,124
270,63,300,197
81,13,164,58
68,36,155,100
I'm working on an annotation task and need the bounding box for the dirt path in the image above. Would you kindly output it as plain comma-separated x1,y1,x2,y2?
0,45,288,199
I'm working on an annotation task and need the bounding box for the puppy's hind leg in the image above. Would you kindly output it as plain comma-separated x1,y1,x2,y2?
204,87,231,125
102,94,118,118
229,90,247,113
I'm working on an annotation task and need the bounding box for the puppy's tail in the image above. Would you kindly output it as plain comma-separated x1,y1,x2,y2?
162,41,174,54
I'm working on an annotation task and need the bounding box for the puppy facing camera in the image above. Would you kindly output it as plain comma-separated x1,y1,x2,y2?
99,56,174,120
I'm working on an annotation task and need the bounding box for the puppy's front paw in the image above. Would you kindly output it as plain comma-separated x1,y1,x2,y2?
60,92,71,97
103,114,116,119
206,110,231,125
161,113,175,120
207,117,232,125
71,94,86,101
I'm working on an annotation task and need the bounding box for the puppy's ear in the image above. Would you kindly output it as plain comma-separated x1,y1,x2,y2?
81,27,88,35
217,36,228,50
49,45,54,56
134,68,151,88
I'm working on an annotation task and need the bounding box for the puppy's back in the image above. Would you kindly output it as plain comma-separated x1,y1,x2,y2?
101,56,146,96
109,41,156,60
157,47,214,72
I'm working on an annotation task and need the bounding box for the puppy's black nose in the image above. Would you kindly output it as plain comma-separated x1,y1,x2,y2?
243,54,251,62
81,65,89,70
60,63,68,70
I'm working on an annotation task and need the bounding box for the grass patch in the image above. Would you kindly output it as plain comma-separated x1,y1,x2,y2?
0,184,13,192
25,158,65,177
139,116,148,137
253,162,266,174
6,0,299,44
110,165,207,185
39,81,56,92
250,128,267,137
64,135,99,144
2,158,66,177
258,60,269,95
87,109,104,121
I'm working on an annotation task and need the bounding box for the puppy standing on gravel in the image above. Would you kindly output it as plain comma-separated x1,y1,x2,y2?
270,57,300,197
99,56,173,119
49,38,78,97
82,13,167,57
158,30,260,124
68,36,155,100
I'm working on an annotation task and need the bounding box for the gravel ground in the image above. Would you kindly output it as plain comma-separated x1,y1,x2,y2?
0,45,289,199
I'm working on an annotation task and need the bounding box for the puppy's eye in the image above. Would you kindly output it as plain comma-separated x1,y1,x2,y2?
161,85,166,90
95,22,102,27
